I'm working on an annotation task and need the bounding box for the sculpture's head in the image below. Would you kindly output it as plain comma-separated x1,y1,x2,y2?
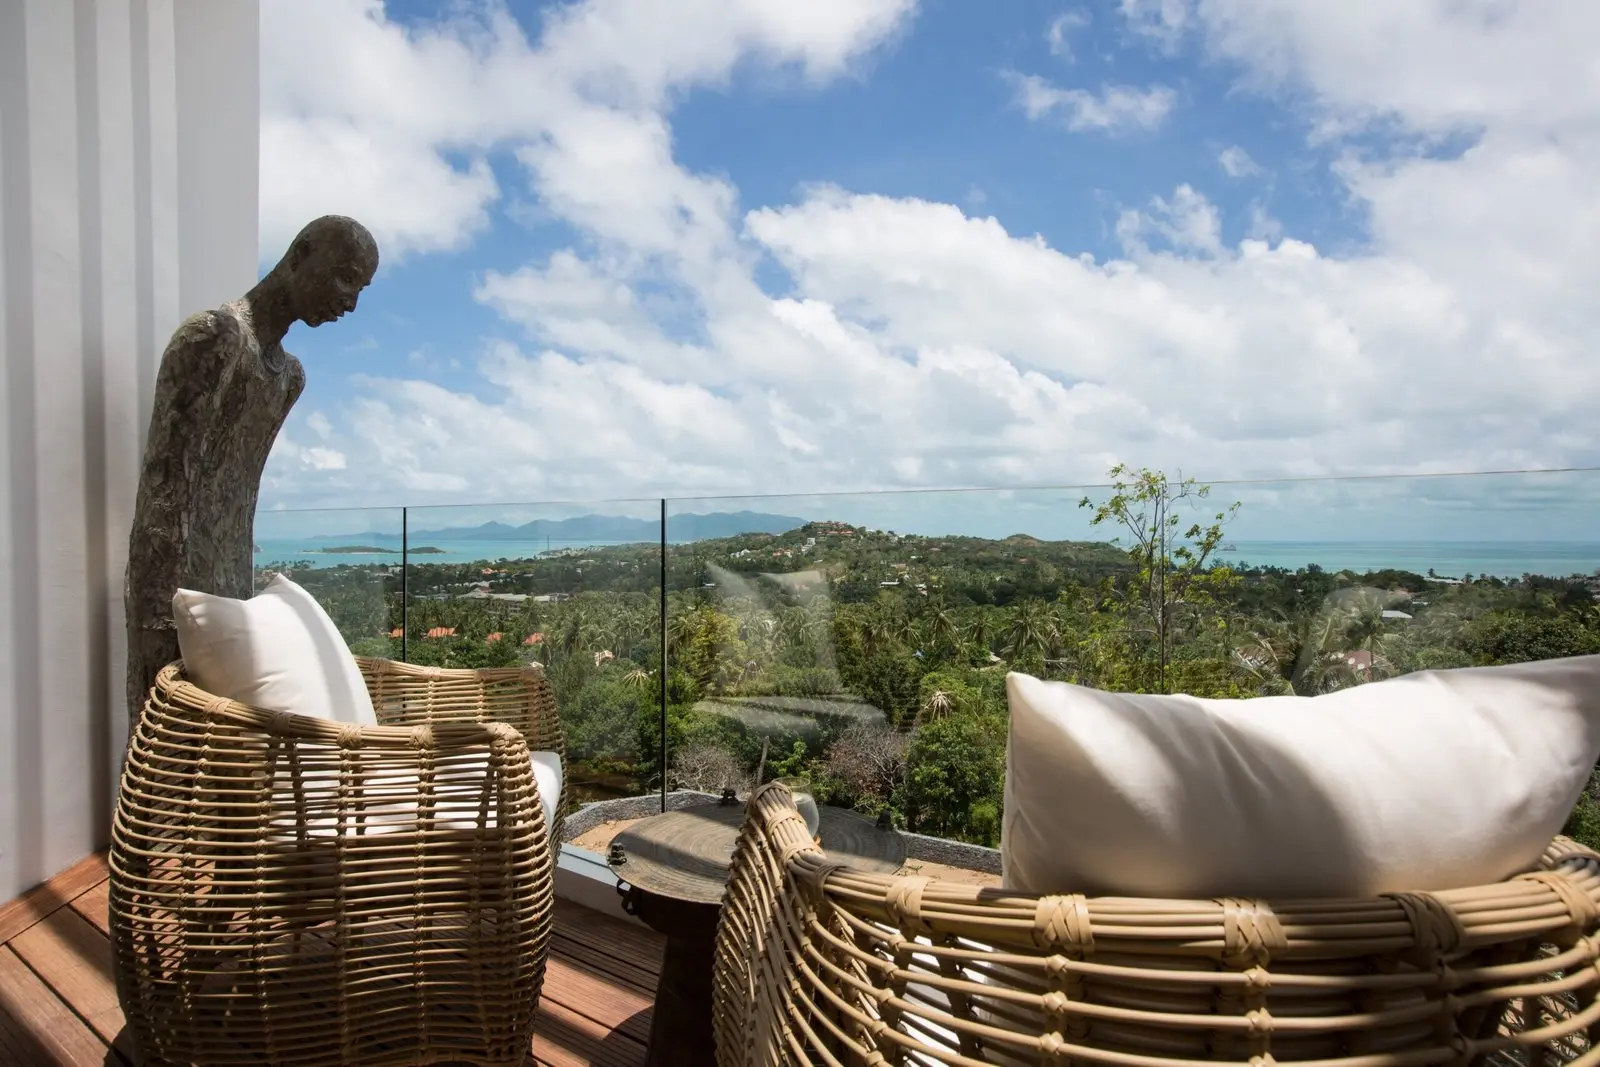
278,215,380,327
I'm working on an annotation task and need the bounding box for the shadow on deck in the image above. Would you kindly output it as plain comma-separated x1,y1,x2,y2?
0,853,664,1066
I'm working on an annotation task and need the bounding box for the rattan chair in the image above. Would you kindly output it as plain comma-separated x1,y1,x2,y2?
111,657,566,1067
715,782,1600,1067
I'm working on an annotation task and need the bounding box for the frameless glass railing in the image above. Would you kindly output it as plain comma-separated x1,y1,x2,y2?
397,500,665,812
257,466,1600,861
253,506,404,651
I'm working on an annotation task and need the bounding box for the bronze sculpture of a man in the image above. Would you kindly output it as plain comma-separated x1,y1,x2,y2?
125,215,379,723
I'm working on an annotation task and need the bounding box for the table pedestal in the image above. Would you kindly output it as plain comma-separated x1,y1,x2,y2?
622,884,722,1067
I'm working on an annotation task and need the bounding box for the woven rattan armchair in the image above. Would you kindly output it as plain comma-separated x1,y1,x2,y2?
111,657,566,1067
715,782,1600,1067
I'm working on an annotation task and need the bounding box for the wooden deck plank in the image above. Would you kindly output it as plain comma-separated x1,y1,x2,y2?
552,898,664,977
542,955,654,1046
532,997,648,1067
10,905,131,1059
66,882,110,939
549,928,659,997
2,852,667,1066
0,855,110,945
0,946,116,1065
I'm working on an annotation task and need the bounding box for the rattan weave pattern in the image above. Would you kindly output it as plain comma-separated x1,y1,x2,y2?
111,658,565,1066
714,782,1600,1067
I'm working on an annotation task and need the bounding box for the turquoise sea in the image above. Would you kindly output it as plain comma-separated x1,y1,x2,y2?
253,539,635,569
1221,541,1600,579
253,537,1600,580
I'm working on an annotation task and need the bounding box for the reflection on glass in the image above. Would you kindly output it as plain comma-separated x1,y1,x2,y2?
252,507,405,654
399,500,665,812
663,470,1600,853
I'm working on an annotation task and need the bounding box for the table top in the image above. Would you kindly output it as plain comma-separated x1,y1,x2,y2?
610,802,906,904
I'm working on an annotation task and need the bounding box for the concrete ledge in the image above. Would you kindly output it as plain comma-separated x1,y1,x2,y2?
554,842,643,926
560,790,722,842
900,830,1001,875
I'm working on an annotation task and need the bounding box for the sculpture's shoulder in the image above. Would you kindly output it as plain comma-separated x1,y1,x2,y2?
166,309,224,348
163,307,249,361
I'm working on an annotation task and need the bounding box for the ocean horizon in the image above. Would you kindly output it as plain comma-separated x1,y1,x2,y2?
252,537,1600,580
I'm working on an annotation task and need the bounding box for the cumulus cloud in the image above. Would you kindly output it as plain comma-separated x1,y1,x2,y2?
1006,73,1177,131
1115,185,1224,256
1218,145,1260,177
260,0,1600,509
259,0,914,260
1046,10,1091,59
1118,0,1191,52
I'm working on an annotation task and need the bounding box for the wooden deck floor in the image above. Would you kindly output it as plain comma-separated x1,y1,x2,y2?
0,853,665,1066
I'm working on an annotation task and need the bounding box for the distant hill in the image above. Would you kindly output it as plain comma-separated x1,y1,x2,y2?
309,510,808,545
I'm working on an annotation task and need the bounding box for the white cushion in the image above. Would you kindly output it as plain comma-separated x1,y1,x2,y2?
425,750,562,836
279,750,563,840
1002,657,1600,900
529,750,563,835
172,573,376,725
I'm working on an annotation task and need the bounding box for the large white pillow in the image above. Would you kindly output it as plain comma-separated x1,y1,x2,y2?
1002,657,1600,900
172,573,377,726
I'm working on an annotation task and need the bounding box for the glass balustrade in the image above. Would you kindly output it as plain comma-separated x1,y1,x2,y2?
256,467,1600,869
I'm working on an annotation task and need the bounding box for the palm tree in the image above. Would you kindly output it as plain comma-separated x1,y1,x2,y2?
1334,587,1404,683
775,606,813,661
1238,610,1358,696
1004,599,1054,662
859,607,897,660
667,607,701,660
926,601,963,658
919,687,955,724
968,607,995,658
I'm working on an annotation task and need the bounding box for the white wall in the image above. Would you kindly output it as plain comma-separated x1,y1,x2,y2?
0,0,259,902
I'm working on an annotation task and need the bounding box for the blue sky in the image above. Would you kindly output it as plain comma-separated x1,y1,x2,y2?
255,1,1600,534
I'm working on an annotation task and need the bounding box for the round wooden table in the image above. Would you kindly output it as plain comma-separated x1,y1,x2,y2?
610,801,905,1067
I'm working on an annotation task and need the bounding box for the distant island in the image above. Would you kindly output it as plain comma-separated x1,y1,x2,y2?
316,545,445,555
307,510,809,545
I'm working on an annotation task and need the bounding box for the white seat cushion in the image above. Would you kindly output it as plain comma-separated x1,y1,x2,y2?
271,749,563,841
529,750,563,835
1002,657,1600,900
172,573,376,725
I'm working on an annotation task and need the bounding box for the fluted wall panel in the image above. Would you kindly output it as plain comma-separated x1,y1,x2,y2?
0,0,259,902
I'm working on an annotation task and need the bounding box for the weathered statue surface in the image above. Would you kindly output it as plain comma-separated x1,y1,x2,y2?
125,215,379,722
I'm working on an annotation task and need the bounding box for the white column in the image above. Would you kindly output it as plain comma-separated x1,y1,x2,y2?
174,0,260,316
0,0,260,902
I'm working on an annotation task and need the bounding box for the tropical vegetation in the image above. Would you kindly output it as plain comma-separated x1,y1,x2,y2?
262,467,1600,850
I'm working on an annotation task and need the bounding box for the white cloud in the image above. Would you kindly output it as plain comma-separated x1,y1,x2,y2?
1115,185,1224,256
1046,10,1091,59
1246,203,1283,242
260,0,1600,508
1007,73,1176,131
1118,0,1191,52
1218,145,1260,178
267,433,349,475
259,0,914,261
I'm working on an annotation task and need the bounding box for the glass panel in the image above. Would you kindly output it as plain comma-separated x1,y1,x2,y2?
1156,469,1600,697
664,488,1114,857
401,500,664,815
253,506,405,655
668,472,1600,859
